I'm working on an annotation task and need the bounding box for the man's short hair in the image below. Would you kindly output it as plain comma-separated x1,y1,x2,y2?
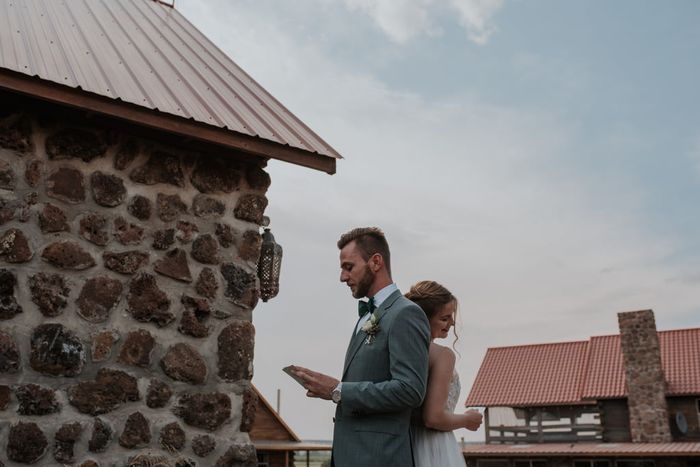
337,227,391,274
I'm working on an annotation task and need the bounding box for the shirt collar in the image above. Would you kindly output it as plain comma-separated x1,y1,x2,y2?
369,283,399,308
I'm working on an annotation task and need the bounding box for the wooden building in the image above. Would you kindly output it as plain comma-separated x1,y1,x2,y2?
463,310,700,467
250,386,332,467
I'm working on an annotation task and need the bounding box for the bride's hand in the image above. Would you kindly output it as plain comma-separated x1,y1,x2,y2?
463,409,483,431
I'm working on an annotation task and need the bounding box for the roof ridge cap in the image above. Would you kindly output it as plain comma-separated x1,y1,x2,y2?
486,339,588,351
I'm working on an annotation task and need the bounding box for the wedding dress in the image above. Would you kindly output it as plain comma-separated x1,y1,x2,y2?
411,372,467,467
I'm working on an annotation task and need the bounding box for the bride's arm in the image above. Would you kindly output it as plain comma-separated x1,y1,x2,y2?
423,346,482,432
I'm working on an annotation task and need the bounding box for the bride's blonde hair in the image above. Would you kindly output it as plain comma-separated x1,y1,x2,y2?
405,280,460,351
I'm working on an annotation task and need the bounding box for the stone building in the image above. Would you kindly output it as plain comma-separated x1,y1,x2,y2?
0,1,339,466
463,310,700,467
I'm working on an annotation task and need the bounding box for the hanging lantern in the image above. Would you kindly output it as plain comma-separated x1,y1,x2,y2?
258,228,283,302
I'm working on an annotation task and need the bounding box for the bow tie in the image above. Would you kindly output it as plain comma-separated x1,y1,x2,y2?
358,298,376,318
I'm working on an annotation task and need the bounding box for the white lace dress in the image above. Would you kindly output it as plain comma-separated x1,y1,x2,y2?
411,372,467,467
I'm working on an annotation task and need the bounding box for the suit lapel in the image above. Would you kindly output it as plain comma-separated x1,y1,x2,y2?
342,326,366,378
342,290,402,378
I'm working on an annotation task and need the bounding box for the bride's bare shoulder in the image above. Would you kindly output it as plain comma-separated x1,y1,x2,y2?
429,343,456,365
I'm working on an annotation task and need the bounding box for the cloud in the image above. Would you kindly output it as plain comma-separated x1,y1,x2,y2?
448,0,504,44
178,0,700,441
343,0,436,44
342,0,504,44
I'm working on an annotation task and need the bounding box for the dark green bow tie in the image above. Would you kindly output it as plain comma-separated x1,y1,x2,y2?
358,298,376,317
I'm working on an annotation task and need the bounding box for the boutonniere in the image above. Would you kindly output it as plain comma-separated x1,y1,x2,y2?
361,312,381,344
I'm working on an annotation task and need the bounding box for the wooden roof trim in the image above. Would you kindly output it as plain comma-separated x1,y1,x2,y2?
0,68,337,174
462,442,700,458
251,385,301,442
253,441,332,452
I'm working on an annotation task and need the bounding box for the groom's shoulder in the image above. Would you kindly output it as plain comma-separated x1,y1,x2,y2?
392,295,428,322
394,294,421,311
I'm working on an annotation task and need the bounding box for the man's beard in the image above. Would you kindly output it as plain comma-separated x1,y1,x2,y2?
353,264,375,299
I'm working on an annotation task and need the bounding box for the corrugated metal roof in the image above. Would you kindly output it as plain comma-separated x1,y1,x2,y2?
465,341,590,407
465,327,700,407
462,442,700,457
581,334,626,399
0,0,340,162
661,329,700,395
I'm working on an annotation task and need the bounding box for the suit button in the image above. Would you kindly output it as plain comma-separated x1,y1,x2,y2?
332,417,336,423
351,410,359,416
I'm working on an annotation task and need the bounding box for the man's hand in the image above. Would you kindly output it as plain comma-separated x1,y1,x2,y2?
463,409,483,431
291,365,339,400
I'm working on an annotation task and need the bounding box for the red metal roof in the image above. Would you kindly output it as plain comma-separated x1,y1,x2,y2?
466,341,590,407
0,0,340,166
465,328,700,407
581,335,626,399
462,442,700,457
661,329,700,395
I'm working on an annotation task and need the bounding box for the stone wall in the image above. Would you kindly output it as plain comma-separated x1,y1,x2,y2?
617,309,672,443
0,100,268,466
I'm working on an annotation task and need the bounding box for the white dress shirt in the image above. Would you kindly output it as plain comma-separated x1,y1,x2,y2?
355,283,399,334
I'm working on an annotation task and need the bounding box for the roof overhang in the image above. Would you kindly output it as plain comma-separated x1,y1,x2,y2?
0,68,336,174
253,441,332,452
462,442,700,458
480,401,596,408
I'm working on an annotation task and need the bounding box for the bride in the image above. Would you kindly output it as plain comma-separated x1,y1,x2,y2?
406,281,483,467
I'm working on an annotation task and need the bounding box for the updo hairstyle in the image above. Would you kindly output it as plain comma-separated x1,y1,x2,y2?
405,280,460,348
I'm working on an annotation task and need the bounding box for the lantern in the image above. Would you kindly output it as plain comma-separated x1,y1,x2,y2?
258,228,283,302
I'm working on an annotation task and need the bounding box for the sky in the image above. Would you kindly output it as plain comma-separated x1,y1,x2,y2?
176,0,700,442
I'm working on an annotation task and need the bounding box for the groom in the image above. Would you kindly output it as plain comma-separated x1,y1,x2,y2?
294,227,430,467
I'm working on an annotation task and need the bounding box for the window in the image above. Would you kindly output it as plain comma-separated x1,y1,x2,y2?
616,461,654,467
477,460,509,467
514,461,547,467
574,460,611,467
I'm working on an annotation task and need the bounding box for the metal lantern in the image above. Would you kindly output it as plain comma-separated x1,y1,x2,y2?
258,228,283,302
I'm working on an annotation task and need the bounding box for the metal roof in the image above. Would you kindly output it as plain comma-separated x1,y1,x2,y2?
465,341,590,407
462,442,700,457
661,328,700,395
0,0,340,171
465,327,700,407
581,334,627,399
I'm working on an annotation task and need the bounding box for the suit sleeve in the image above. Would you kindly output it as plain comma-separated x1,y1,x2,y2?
340,304,430,413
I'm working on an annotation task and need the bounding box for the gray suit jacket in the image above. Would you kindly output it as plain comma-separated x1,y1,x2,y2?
332,290,430,467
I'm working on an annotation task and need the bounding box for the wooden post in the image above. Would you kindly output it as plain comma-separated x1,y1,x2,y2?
485,408,491,444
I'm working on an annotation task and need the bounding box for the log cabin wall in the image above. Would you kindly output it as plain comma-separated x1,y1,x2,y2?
0,94,269,466
599,399,632,442
668,397,700,441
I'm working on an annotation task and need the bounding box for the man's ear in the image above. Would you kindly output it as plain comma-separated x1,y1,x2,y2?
370,253,383,272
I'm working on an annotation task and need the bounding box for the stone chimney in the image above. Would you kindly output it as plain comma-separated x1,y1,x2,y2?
617,309,672,442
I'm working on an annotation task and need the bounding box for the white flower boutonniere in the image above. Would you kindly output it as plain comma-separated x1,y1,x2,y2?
361,312,381,345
